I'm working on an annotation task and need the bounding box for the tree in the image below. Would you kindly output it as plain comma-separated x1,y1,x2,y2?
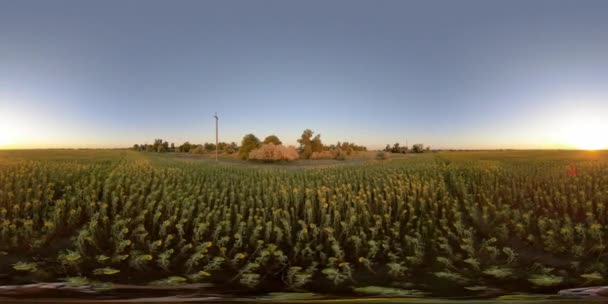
297,129,314,159
263,135,282,145
204,142,216,152
411,144,425,153
217,142,228,152
339,141,353,155
391,143,401,153
311,134,323,153
297,129,324,159
226,142,238,154
133,144,140,151
179,142,192,153
384,144,391,152
239,134,261,159
151,139,169,152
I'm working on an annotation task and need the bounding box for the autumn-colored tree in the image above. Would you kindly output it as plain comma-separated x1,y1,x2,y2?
248,143,299,162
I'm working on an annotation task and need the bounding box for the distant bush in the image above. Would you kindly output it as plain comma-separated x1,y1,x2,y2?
376,151,387,160
310,149,346,160
190,145,205,154
311,150,337,160
336,141,366,155
411,144,425,153
225,142,238,154
335,149,346,161
178,142,193,153
248,143,299,162
384,143,408,153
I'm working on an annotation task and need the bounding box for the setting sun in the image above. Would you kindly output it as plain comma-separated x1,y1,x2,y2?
0,128,15,147
562,117,608,150
0,119,20,148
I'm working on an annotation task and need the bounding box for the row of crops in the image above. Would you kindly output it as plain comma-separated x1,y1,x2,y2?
1,154,608,294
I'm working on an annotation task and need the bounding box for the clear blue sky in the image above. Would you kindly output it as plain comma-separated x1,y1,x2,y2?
1,0,608,150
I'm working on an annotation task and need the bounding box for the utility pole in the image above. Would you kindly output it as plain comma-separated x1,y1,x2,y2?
214,112,219,161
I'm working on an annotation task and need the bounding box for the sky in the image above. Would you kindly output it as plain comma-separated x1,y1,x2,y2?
1,0,608,150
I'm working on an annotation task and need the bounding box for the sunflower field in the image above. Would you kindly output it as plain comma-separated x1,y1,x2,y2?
1,150,608,294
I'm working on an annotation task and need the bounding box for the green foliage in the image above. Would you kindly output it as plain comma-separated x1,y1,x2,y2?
150,276,188,285
239,134,261,159
411,144,425,153
581,272,603,281
483,266,513,279
297,129,314,159
133,139,170,152
93,268,120,275
13,261,37,272
528,274,564,286
263,135,282,145
297,129,323,159
384,143,409,153
64,277,91,287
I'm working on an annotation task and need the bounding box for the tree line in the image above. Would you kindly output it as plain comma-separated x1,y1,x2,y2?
238,129,367,161
132,139,239,154
132,129,367,162
383,142,430,154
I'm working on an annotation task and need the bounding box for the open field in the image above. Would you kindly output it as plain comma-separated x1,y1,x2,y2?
1,149,608,302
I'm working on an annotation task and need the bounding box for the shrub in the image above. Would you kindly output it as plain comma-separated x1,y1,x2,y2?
411,144,425,153
335,149,346,161
311,150,337,160
310,149,346,160
190,146,205,154
179,142,192,153
248,143,299,162
375,151,387,160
